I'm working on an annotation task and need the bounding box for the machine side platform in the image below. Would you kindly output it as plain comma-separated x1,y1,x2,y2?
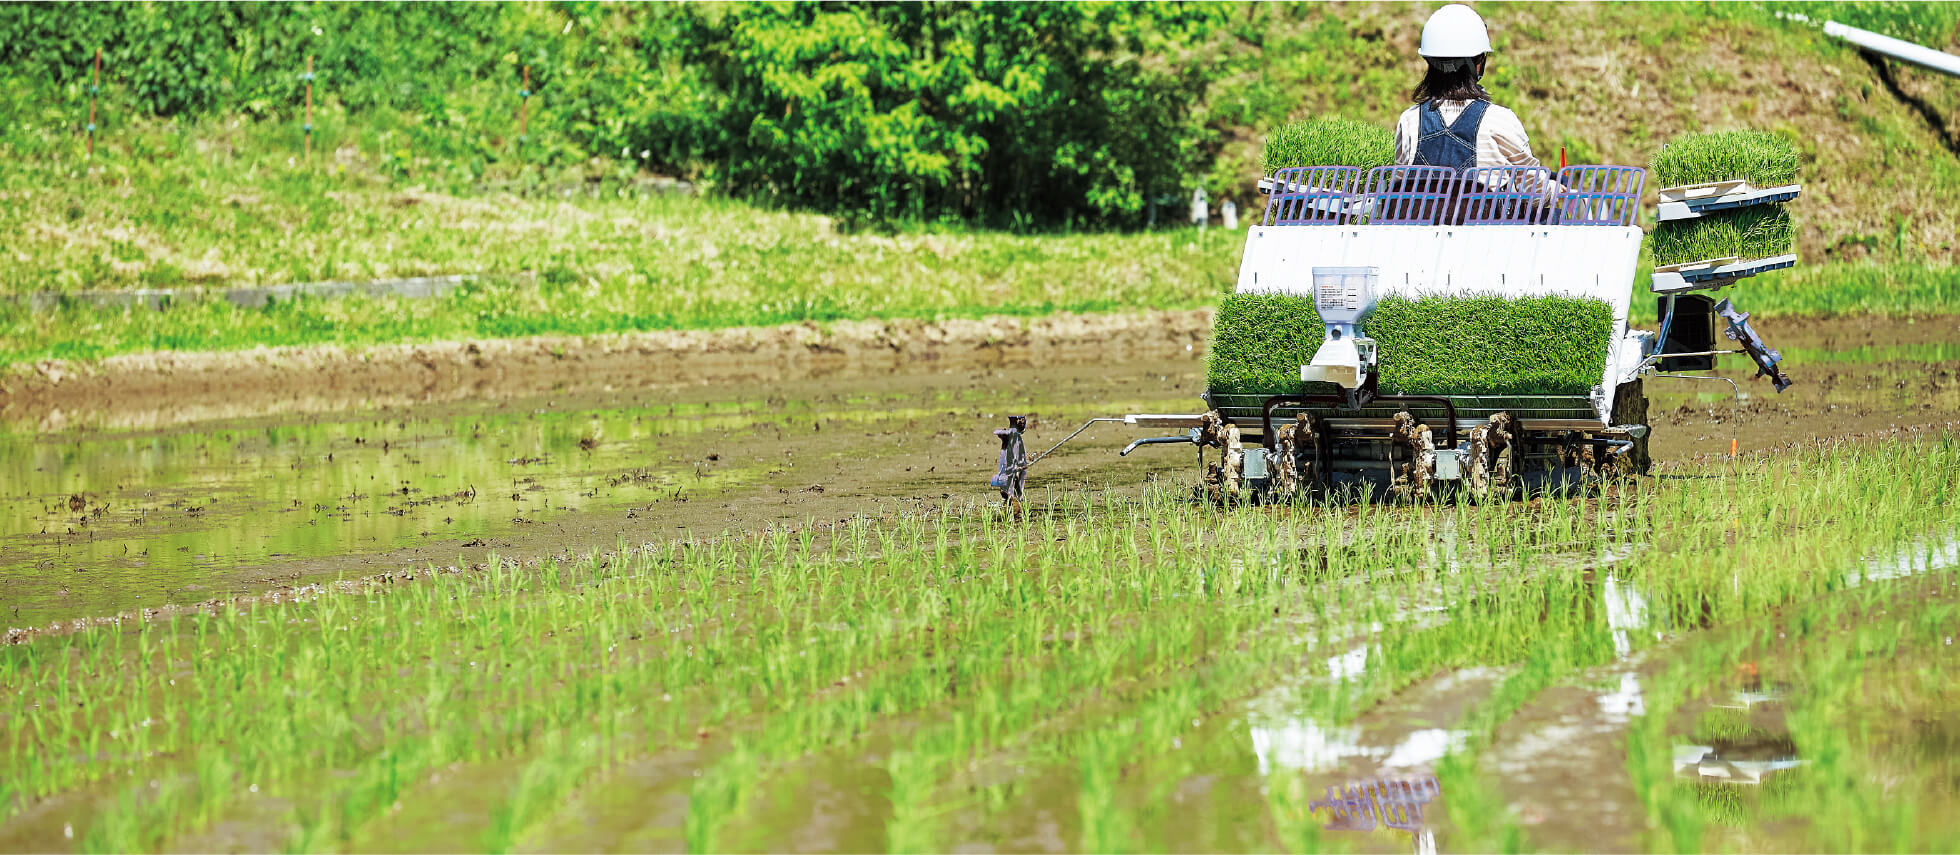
1655,181,1802,221
1651,255,1799,293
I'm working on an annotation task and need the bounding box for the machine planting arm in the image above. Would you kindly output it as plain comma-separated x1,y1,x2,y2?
1715,299,1793,392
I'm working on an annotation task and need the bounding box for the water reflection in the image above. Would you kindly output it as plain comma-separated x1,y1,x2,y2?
1596,672,1647,722
1676,680,1800,787
1249,715,1375,777
1381,729,1468,769
0,405,753,623
1602,575,1651,659
1849,529,1959,586
1327,646,1370,681
1246,682,1471,777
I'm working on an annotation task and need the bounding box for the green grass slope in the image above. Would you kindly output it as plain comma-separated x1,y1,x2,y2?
3,2,1960,368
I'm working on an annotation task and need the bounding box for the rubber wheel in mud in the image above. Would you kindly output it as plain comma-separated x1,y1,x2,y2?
1611,379,1651,476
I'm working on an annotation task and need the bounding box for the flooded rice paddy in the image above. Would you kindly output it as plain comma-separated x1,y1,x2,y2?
2,315,1958,852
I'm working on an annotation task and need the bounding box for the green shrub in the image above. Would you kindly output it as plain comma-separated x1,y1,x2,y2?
1651,130,1802,188
660,3,1234,227
0,3,513,117
1651,206,1797,267
1260,116,1395,175
1207,291,1615,397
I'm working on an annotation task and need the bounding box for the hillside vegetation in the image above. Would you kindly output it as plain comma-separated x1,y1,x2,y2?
1206,2,1960,264
1,2,1958,365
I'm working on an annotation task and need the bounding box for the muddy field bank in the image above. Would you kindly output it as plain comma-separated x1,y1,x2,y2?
1,311,1213,431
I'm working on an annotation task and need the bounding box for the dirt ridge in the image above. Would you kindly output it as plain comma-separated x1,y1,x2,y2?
1,310,1215,431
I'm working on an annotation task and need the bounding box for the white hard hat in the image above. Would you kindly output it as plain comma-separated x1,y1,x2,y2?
1419,4,1492,59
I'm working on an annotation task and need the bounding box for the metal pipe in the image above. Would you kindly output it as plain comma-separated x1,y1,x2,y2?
1120,434,1195,457
1259,394,1458,448
1653,372,1743,458
1825,20,1960,79
1260,394,1344,450
1027,417,1128,466
1657,349,1750,359
1380,395,1460,447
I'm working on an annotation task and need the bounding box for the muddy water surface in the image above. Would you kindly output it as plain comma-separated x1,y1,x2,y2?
0,364,1201,625
4,316,1956,628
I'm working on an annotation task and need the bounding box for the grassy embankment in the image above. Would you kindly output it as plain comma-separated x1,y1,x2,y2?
4,2,1960,367
1,434,1956,851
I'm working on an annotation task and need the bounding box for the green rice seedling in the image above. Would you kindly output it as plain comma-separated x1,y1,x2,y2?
1690,783,1750,828
1261,117,1396,174
1206,291,1615,396
1626,576,1960,852
1263,770,1334,853
1689,706,1761,744
1650,130,1802,189
883,743,948,854
1365,294,1616,395
5,434,1960,852
1650,206,1797,267
1203,290,1326,395
1074,731,1130,852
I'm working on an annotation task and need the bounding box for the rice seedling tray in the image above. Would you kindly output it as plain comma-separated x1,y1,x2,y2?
1651,205,1795,268
1650,255,1800,294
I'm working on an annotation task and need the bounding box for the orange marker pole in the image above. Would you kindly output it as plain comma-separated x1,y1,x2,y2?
1730,437,1738,458
87,48,101,159
304,55,314,161
1559,146,1567,170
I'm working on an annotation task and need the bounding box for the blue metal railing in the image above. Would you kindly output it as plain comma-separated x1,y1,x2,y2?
1454,166,1557,225
1555,165,1644,227
1262,166,1363,226
1258,164,1646,227
1363,165,1459,225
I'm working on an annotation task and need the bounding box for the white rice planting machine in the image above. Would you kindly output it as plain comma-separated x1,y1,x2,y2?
993,160,1802,503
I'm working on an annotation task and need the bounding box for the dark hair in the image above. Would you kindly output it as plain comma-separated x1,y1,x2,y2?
1410,56,1489,103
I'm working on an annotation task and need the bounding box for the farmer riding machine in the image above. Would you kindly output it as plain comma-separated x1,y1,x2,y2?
992,155,1803,503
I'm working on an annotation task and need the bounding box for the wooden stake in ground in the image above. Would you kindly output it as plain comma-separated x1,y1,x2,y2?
303,55,315,161
518,65,531,154
87,47,100,159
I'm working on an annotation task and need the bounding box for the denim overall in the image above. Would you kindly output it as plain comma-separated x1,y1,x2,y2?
1412,99,1489,170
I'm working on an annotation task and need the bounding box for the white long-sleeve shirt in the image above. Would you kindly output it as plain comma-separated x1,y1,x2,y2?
1393,100,1544,170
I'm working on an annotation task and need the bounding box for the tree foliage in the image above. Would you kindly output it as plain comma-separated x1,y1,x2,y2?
589,3,1232,226
0,2,510,116
2,1,1232,227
